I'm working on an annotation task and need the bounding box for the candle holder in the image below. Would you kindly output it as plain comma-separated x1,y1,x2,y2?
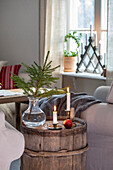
65,110,70,119
53,123,57,129
103,67,106,77
48,122,62,130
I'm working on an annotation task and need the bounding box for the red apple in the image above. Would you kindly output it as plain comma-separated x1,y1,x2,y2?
63,119,72,129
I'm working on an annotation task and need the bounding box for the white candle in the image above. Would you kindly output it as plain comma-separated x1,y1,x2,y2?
77,48,79,63
90,23,93,37
86,33,87,46
99,40,102,55
104,53,106,66
67,87,70,111
81,40,83,54
94,32,97,46
53,105,57,124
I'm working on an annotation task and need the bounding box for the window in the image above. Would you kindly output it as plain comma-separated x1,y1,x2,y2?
66,0,108,70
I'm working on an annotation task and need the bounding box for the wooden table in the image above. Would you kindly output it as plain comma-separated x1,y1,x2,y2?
21,118,88,170
0,89,28,130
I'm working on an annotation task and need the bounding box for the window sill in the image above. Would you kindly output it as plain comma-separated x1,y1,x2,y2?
62,72,106,81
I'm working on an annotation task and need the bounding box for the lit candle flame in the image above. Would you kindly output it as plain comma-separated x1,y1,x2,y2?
54,105,57,112
67,87,70,93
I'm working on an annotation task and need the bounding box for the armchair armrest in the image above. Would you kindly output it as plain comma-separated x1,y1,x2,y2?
81,103,113,136
94,86,110,103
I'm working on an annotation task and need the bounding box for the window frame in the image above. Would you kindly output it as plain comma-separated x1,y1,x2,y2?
66,0,107,49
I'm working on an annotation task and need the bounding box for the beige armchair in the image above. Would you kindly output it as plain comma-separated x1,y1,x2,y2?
80,86,113,170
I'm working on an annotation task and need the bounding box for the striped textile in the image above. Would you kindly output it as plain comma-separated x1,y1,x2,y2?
0,65,21,89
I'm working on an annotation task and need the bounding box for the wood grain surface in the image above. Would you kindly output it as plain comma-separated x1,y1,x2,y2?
21,117,88,170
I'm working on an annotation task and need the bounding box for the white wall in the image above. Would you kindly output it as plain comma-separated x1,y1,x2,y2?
0,0,39,72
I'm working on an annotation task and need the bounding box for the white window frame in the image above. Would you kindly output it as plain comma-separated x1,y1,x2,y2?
66,0,107,50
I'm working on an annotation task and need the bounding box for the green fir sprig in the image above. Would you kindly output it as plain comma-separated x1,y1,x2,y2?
11,51,66,98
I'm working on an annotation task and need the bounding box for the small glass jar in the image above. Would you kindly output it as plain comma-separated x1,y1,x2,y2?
22,97,46,127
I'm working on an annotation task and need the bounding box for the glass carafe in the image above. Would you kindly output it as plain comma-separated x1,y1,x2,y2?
22,97,46,127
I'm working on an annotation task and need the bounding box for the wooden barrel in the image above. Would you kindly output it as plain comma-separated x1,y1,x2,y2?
21,118,88,170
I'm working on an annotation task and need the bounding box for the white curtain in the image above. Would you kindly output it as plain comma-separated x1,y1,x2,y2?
107,0,113,85
39,0,47,67
45,0,66,88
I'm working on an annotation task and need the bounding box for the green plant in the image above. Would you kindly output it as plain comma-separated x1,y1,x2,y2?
64,31,82,57
11,51,66,98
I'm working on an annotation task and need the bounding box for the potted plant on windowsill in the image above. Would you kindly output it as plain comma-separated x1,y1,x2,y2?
64,31,82,72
